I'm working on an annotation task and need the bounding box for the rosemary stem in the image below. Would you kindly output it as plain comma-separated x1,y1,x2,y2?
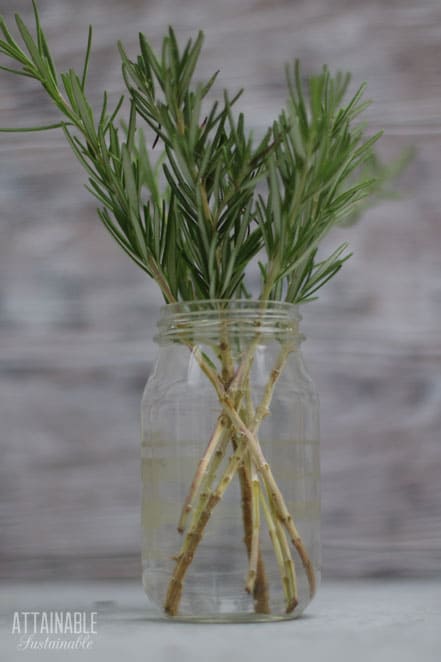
235,443,270,613
164,339,314,616
177,315,238,532
272,500,299,612
177,414,227,533
259,489,289,605
229,351,270,613
234,342,299,611
220,397,316,598
245,458,260,595
242,372,262,598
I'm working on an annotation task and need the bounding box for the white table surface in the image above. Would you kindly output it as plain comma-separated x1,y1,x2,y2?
1,580,440,661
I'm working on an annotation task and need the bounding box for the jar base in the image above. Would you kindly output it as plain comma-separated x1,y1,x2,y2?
162,610,305,624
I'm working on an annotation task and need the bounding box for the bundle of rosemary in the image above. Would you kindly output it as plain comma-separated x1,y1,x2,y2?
1,3,396,617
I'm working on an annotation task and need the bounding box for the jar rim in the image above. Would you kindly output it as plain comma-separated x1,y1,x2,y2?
159,299,301,318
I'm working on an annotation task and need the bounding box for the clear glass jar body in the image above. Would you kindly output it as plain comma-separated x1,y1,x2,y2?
141,301,320,622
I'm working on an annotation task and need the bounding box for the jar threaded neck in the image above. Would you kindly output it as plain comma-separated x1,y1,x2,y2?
155,300,302,345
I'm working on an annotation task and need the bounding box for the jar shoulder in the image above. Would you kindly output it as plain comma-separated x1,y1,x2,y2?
142,345,318,406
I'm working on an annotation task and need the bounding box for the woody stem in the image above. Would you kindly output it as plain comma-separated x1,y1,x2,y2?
164,341,314,616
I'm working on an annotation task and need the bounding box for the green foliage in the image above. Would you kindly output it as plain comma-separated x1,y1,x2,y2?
0,3,398,304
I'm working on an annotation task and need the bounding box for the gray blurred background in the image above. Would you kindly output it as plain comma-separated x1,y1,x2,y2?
0,0,439,582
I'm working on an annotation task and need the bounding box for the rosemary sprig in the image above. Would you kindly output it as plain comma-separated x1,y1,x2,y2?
256,63,382,302
0,4,394,305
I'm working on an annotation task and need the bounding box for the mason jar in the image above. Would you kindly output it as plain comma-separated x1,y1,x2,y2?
141,300,320,622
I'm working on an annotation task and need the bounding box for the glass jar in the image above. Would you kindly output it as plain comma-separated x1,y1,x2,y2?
141,300,320,622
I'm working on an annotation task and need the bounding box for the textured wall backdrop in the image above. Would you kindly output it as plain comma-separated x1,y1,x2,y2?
0,0,440,580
